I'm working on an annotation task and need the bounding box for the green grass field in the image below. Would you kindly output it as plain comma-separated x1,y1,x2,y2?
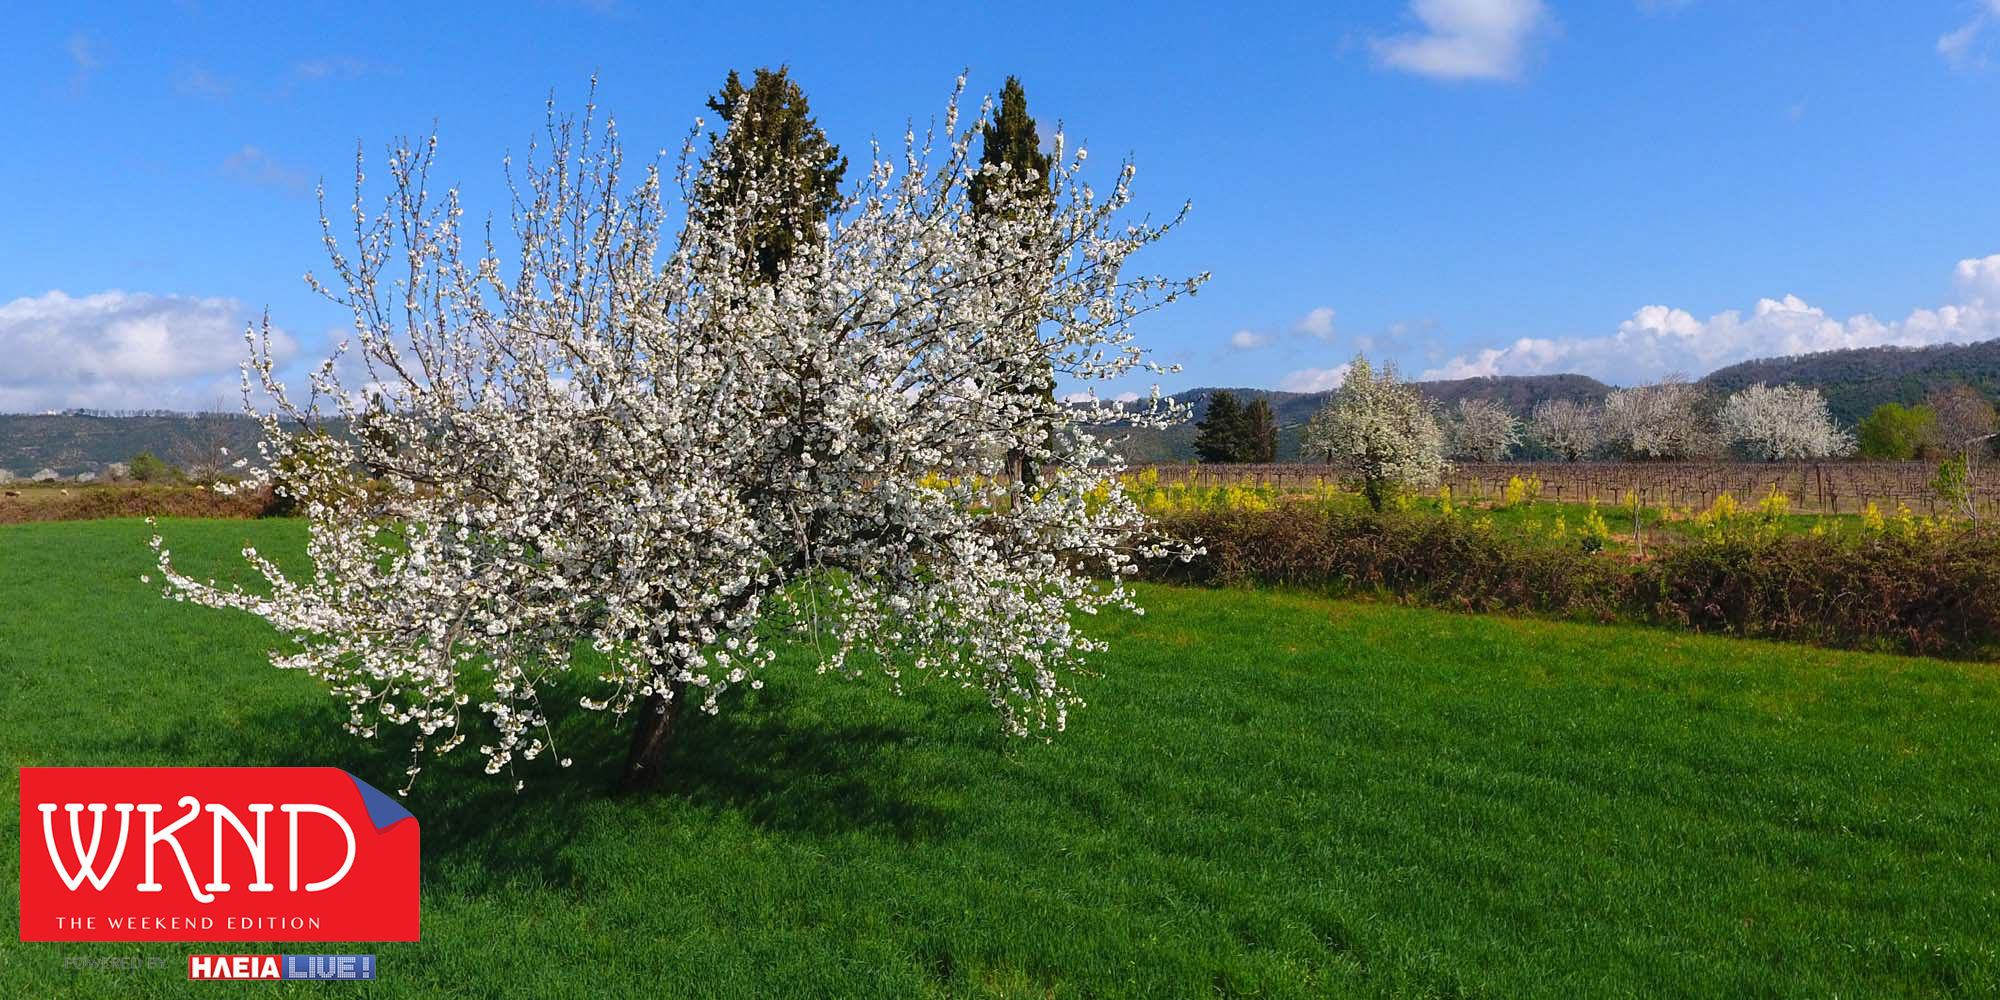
5,518,2000,998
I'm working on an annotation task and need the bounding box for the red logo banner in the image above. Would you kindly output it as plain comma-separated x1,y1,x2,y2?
18,768,419,941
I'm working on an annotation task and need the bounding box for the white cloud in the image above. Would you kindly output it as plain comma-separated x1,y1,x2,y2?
222,146,310,195
1940,1,2000,68
1955,252,2000,303
1940,21,1985,68
1060,390,1143,404
65,32,100,90
66,33,98,72
1279,364,1353,392
292,57,374,81
1372,0,1551,82
278,57,394,98
0,290,296,412
1422,253,2000,384
1295,306,1337,340
1228,329,1273,351
174,66,233,100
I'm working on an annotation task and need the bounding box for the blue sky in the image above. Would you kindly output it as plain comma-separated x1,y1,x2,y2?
8,0,2000,410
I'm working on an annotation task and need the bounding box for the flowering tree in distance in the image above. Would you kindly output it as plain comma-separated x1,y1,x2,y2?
1717,382,1854,461
1301,355,1447,510
154,80,1203,792
1445,397,1520,462
1527,398,1599,462
1599,377,1718,460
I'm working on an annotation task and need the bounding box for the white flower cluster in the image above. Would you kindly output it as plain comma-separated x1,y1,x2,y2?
155,80,1203,788
1301,355,1447,508
1445,397,1520,462
1526,398,1600,462
1599,377,1719,460
1717,382,1854,461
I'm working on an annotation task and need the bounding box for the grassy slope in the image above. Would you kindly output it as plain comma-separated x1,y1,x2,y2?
3,519,1999,998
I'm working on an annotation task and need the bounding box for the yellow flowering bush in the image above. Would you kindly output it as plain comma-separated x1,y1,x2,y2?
1579,502,1612,553
1861,501,1885,535
1756,487,1790,519
1501,474,1543,508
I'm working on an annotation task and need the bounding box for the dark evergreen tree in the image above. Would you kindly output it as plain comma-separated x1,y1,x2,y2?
1193,391,1245,463
971,76,1053,218
698,67,847,284
971,76,1058,486
1237,398,1277,463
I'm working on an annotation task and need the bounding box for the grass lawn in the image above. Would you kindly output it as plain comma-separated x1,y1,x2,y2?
4,518,2000,998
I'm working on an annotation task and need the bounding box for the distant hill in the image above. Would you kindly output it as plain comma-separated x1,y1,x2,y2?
1095,340,2000,463
0,412,267,479
1696,340,2000,426
9,338,2000,472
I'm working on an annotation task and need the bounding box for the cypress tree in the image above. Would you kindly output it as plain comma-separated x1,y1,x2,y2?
1238,398,1277,463
972,76,1053,218
698,67,847,284
971,76,1057,486
1193,391,1245,463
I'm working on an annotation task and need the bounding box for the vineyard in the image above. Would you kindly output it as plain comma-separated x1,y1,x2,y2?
1134,460,2000,518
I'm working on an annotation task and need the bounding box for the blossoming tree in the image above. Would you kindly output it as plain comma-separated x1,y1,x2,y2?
154,81,1202,792
1526,398,1599,462
1445,397,1520,462
1717,382,1854,461
1301,355,1446,510
1599,377,1718,460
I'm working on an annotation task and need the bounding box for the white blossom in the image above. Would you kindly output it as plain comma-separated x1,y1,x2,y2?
1300,355,1447,510
1445,397,1520,462
1717,382,1854,461
1599,376,1719,460
1526,398,1600,462
155,80,1202,788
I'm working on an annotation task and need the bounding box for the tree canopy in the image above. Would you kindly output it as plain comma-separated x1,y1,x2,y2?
1189,392,1277,464
1716,382,1853,461
970,75,1059,486
1857,402,1937,460
1301,357,1446,511
157,81,1201,792
1193,391,1243,463
971,76,1053,218
698,66,848,284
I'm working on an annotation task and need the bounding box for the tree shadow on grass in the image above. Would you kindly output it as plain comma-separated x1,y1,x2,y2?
132,699,621,894
668,708,961,843
128,691,963,894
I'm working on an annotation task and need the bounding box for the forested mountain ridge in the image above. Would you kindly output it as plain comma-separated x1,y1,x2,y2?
0,412,267,479
1096,340,2000,462
7,340,1998,473
1698,340,2000,425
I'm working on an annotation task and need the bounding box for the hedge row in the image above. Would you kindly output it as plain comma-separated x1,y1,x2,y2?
0,485,279,524
1141,506,2000,660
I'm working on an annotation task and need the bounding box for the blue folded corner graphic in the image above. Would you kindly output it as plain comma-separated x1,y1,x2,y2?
343,770,416,832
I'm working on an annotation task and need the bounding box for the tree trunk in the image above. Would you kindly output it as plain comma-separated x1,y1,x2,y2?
1363,477,1386,512
1006,447,1028,487
618,680,688,793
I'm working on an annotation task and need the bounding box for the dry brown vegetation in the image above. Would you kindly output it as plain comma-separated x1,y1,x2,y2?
0,482,276,524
